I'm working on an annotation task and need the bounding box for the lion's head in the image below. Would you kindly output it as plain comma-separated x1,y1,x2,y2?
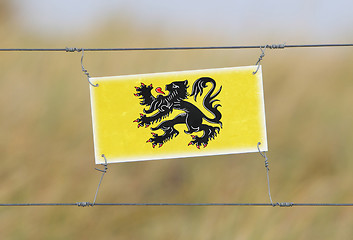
165,80,188,100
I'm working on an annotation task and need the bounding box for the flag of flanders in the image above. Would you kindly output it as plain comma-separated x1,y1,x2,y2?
90,66,267,164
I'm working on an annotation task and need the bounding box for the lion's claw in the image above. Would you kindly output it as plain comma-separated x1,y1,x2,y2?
189,135,208,149
133,114,150,128
146,133,166,149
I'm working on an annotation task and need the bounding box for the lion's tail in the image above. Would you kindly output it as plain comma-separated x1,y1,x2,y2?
190,77,222,127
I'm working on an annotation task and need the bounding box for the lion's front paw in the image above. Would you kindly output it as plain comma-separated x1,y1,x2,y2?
134,83,153,96
133,114,151,128
146,133,164,148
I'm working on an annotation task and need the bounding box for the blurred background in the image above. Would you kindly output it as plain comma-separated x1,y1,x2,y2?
1,0,353,239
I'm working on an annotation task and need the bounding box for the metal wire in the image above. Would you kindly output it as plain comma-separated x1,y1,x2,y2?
1,42,353,208
92,154,108,205
0,43,353,52
253,46,267,75
257,142,273,205
0,203,79,206
0,202,353,207
80,48,98,87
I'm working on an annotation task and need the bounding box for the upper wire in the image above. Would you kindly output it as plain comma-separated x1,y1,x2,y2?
1,43,353,52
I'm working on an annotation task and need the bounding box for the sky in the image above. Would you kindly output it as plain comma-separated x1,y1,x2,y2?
9,0,353,43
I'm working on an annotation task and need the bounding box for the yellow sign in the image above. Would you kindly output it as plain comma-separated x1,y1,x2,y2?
90,66,267,164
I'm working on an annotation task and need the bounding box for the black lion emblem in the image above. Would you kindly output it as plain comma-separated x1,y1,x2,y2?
133,77,222,149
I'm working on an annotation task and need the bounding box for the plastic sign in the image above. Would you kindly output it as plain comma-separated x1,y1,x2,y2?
90,66,267,164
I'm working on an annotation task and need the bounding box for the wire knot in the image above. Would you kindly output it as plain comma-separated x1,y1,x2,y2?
65,47,82,52
80,49,98,87
257,142,270,170
95,154,108,173
273,202,293,207
253,46,267,75
264,159,269,169
76,202,93,207
266,44,286,49
253,43,285,74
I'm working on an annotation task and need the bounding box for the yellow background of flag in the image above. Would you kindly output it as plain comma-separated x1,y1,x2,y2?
90,66,267,164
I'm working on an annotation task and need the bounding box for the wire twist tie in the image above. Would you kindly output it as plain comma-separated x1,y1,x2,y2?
92,154,109,206
95,154,108,173
253,46,266,75
275,202,294,207
65,47,98,87
257,142,273,205
76,202,92,207
65,47,82,52
257,142,270,170
266,44,286,49
253,43,285,75
80,49,98,87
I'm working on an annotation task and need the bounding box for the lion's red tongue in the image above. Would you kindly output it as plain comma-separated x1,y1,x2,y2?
155,87,165,94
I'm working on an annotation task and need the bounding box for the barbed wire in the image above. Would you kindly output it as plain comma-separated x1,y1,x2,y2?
0,43,352,52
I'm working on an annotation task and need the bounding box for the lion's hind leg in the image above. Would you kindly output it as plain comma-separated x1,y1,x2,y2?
147,114,186,148
188,124,220,149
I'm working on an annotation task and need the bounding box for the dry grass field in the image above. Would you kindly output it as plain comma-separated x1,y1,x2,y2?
1,5,353,239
